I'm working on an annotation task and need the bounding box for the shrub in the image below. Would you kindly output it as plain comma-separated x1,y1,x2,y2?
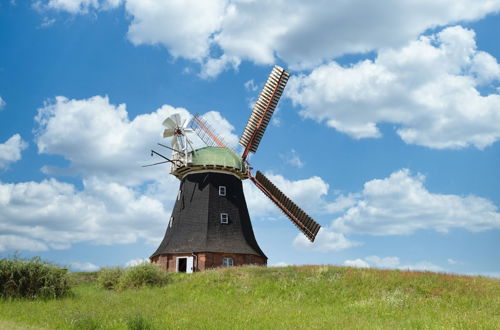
97,267,124,290
0,256,71,299
117,263,167,290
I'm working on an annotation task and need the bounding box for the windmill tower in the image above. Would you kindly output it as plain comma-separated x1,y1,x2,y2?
148,66,321,273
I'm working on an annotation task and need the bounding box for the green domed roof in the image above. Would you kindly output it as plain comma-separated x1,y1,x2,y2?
171,146,247,179
190,147,244,170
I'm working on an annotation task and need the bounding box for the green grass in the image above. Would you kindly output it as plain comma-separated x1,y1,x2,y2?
1,265,499,329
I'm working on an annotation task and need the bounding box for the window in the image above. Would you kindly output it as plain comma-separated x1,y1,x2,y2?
169,216,173,228
223,257,234,267
220,213,228,224
177,190,181,200
219,186,226,196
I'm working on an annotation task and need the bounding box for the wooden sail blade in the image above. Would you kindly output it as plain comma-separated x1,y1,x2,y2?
239,66,290,160
251,171,321,242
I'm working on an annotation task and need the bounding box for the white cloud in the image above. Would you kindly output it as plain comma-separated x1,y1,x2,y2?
0,96,5,110
70,261,100,271
271,261,290,267
0,134,28,169
125,0,228,60
125,258,149,267
280,149,304,168
331,169,500,235
287,26,500,149
344,256,444,272
343,258,369,268
293,228,360,252
44,0,99,13
0,235,48,252
244,79,258,92
0,178,170,251
35,96,191,185
36,0,121,13
200,55,240,79
122,1,500,75
447,258,465,265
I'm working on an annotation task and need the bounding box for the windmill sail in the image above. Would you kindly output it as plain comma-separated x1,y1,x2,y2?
251,171,321,242
239,66,290,160
189,114,228,148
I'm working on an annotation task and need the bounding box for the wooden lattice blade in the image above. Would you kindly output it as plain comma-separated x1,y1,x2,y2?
252,171,321,242
239,66,290,159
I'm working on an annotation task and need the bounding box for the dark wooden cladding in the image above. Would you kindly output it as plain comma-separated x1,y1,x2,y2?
254,171,321,242
239,66,290,155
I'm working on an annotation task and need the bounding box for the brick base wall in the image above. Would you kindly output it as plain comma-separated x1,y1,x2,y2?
151,252,266,272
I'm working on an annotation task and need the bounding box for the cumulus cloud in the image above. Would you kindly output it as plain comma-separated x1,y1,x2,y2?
0,134,28,169
200,55,240,79
344,256,444,272
293,228,360,252
287,26,500,149
344,258,369,268
33,1,500,77
0,235,49,252
122,0,500,74
331,169,500,235
70,261,100,271
280,149,304,168
126,0,227,60
0,178,172,251
125,258,149,267
36,0,121,14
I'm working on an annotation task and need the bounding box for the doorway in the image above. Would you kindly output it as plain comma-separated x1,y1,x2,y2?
176,257,193,273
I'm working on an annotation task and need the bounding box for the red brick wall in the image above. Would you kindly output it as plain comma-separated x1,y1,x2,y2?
151,252,266,272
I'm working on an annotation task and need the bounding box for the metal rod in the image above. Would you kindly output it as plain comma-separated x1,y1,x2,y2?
142,160,170,167
158,143,185,155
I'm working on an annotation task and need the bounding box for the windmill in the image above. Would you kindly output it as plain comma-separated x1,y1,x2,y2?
148,66,321,273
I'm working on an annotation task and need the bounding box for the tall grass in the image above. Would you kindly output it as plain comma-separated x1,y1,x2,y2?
0,265,499,328
0,256,71,299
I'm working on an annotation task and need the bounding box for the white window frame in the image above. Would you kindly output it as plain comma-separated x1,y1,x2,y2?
219,186,226,196
169,216,173,228
177,190,181,200
220,213,228,224
223,257,234,267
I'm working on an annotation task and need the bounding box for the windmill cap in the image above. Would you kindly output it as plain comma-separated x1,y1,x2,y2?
172,146,247,179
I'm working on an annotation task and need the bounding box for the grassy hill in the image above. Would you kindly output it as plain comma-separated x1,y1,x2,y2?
1,265,499,329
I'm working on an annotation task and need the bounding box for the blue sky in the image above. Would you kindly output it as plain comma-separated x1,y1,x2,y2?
0,0,499,275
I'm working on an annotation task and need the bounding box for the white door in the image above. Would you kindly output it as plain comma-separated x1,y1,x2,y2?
186,257,193,273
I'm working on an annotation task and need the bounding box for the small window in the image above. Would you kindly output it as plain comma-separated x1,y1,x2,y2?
177,190,181,200
219,186,226,196
220,213,228,224
223,257,234,267
169,216,173,228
